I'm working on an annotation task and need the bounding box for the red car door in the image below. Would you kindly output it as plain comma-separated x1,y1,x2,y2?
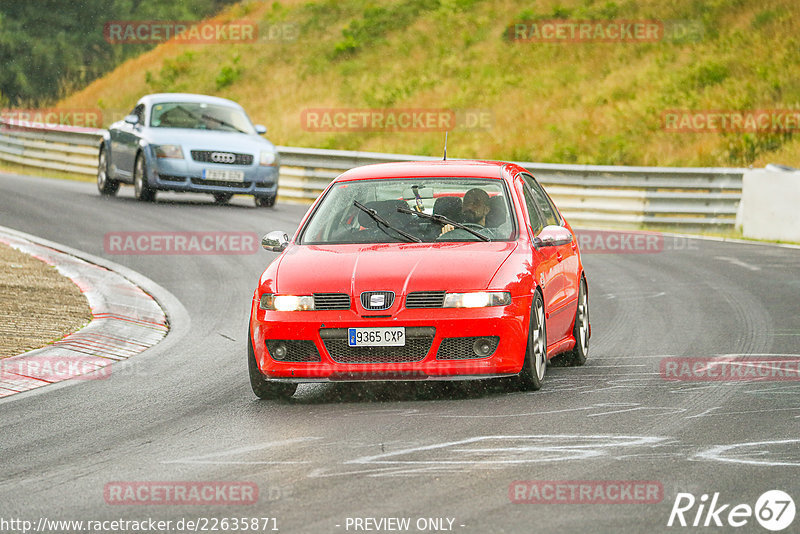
516,179,562,349
521,173,582,342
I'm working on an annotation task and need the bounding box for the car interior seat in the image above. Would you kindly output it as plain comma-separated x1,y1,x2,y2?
357,199,410,229
485,196,507,228
433,196,463,223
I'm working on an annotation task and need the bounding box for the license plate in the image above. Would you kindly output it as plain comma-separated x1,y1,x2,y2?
202,169,244,182
348,327,405,347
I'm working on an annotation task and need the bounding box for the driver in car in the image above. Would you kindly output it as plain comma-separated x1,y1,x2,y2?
440,187,492,237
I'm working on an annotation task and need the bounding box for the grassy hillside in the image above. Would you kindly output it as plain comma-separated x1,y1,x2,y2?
59,0,800,167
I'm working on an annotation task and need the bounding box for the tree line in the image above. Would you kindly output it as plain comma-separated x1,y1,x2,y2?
0,0,237,107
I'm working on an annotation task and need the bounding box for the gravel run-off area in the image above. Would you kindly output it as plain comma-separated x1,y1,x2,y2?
0,242,92,358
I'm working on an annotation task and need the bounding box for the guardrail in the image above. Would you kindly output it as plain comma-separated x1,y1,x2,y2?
0,120,102,175
0,118,745,229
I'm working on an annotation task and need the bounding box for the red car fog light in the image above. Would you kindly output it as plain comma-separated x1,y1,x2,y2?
271,343,288,359
264,339,322,362
436,336,500,360
473,338,496,357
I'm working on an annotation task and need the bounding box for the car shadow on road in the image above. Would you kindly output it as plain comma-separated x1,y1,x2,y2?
288,378,523,405
102,195,262,209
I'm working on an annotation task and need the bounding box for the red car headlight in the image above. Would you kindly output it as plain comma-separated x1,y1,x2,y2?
443,291,511,308
259,294,315,311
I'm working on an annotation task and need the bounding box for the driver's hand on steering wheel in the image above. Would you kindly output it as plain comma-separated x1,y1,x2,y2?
440,224,454,236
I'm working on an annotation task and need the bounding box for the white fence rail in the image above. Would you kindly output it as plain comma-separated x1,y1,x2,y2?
0,119,745,229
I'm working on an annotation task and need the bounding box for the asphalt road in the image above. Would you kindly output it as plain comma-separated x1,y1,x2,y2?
1,172,798,534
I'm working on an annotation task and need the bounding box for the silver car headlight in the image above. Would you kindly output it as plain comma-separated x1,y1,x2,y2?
260,294,315,311
443,291,511,308
154,144,183,159
260,150,278,166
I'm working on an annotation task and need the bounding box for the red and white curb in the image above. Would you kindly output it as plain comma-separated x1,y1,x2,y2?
0,230,169,397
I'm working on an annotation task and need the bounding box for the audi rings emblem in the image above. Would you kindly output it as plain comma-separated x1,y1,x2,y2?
211,152,236,164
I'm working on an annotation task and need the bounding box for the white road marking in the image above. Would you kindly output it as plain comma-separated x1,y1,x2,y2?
348,435,665,465
579,364,649,367
162,437,321,465
309,435,669,477
403,403,685,419
591,355,677,360
600,291,666,300
685,406,800,419
714,256,761,271
695,439,800,466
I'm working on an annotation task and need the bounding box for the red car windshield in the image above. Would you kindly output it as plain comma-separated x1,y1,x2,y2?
299,178,516,244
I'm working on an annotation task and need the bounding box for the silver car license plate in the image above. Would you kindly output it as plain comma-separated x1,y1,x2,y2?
203,169,244,182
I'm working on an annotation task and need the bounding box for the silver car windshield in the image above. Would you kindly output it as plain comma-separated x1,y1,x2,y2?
149,102,255,134
300,178,517,244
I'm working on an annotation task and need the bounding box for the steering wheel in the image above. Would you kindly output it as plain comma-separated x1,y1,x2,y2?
436,222,489,241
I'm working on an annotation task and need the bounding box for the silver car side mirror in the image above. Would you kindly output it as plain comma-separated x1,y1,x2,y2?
262,231,289,252
124,114,139,125
534,225,573,248
255,124,267,134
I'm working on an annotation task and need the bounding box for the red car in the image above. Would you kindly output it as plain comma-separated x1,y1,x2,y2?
248,160,590,399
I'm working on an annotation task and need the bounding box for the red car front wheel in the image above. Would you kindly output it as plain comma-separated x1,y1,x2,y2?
248,328,297,400
518,292,547,391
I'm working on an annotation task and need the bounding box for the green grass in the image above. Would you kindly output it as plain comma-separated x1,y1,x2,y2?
57,0,800,168
0,161,94,182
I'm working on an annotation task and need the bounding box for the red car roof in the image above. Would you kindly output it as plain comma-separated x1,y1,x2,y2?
334,160,517,181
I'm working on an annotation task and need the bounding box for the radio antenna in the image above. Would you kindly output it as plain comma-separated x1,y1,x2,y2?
443,131,448,161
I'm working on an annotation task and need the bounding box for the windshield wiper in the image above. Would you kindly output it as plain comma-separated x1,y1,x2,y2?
353,201,421,243
201,113,247,133
171,105,207,126
397,206,490,241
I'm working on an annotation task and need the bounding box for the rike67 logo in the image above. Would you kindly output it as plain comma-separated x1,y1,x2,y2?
668,490,795,531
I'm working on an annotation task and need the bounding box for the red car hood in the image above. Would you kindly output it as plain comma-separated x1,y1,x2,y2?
271,242,518,295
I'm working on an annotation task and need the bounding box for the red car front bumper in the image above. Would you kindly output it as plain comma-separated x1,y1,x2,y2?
249,296,530,382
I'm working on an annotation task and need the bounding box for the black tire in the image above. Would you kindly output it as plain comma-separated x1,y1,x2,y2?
97,145,120,196
133,152,156,202
518,291,547,391
562,277,589,366
254,194,276,208
247,327,297,400
213,192,234,204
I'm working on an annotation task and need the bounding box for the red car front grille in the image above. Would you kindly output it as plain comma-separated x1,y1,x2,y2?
319,327,435,364
405,291,446,308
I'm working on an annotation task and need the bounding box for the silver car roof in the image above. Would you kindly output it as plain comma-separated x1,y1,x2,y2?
136,93,245,110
